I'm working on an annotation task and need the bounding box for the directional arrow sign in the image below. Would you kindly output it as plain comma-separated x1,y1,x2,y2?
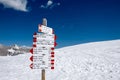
54,42,57,47
30,56,33,62
33,33,55,47
38,24,53,34
34,40,54,44
31,63,51,69
33,47,51,54
34,33,55,40
32,47,51,69
30,63,33,69
29,48,33,54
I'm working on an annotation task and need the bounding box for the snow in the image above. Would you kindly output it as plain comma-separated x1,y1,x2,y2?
7,48,15,53
0,40,120,80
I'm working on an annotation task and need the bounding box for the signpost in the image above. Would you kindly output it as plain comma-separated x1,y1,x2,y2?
29,18,57,80
38,25,53,34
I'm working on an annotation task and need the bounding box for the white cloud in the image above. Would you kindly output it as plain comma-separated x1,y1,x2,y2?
40,0,60,9
0,0,28,12
47,0,53,6
40,5,45,8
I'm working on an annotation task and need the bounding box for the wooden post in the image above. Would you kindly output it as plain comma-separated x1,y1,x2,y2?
42,69,45,80
42,18,47,26
41,18,47,80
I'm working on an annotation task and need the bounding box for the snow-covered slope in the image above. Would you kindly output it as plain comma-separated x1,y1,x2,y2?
0,40,120,80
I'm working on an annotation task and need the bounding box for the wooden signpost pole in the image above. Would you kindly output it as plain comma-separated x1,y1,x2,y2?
41,18,47,80
42,69,45,80
42,18,47,26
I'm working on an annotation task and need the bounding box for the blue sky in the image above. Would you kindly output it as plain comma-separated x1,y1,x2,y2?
0,0,120,47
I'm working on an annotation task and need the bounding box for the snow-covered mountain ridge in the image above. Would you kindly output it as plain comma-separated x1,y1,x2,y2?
0,44,30,56
0,40,120,80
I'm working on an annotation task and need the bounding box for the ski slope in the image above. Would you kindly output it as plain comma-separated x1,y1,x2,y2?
0,40,120,80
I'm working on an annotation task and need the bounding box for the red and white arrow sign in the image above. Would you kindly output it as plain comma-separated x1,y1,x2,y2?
29,48,33,54
30,56,33,62
38,24,53,34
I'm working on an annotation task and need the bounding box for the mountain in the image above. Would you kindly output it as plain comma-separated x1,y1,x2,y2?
0,40,120,80
0,44,30,56
0,44,3,48
0,44,10,56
